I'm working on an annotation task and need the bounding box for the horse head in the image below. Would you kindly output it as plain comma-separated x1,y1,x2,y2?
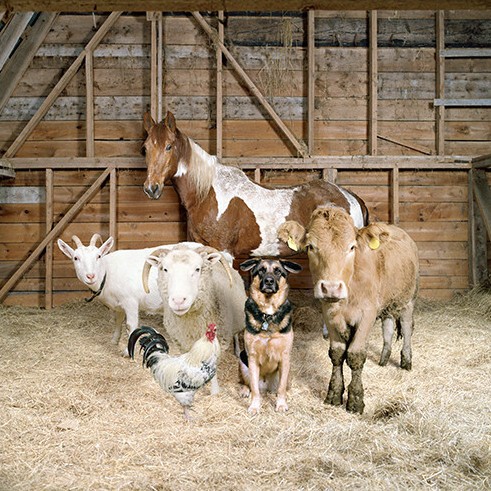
142,111,181,200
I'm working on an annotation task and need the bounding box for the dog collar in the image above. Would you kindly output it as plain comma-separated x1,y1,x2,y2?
245,297,292,335
85,273,107,303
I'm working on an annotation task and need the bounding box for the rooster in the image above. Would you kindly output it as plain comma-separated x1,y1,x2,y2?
128,323,221,420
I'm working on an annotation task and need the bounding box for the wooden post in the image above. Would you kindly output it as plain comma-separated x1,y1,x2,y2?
254,168,261,183
85,50,95,158
308,9,315,156
45,169,54,309
110,169,117,248
216,10,224,159
436,11,445,155
322,168,337,183
149,13,158,121
0,168,111,303
368,10,378,155
391,167,400,225
157,12,163,122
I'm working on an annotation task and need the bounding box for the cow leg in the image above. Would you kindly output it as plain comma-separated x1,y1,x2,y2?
399,301,415,370
379,316,395,366
325,341,346,406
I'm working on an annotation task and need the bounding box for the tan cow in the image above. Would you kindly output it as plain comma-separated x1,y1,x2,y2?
278,206,419,414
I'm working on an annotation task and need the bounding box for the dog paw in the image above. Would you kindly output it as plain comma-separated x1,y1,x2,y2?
239,385,250,398
275,399,289,412
247,400,261,415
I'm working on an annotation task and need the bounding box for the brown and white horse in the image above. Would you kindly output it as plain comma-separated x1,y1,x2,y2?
143,111,369,258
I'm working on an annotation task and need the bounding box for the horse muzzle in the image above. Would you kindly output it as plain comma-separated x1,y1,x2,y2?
144,183,163,200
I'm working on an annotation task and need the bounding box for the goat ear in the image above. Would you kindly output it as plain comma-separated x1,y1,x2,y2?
143,112,156,133
57,238,74,259
280,260,303,274
239,258,259,272
99,237,114,257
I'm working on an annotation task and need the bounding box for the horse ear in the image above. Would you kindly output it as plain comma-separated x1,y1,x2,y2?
143,112,156,133
165,111,177,133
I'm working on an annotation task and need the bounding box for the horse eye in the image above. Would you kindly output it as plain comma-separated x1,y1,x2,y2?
165,144,172,151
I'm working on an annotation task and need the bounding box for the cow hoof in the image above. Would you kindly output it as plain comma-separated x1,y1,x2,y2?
379,351,390,366
346,395,364,414
400,358,412,371
325,391,344,406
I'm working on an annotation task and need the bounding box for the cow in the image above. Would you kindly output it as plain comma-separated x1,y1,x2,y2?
278,206,419,414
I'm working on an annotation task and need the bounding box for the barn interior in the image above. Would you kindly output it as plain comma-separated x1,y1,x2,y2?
1,2,490,490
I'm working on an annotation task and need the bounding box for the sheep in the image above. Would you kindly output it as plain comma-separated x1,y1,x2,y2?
57,234,203,355
142,244,247,393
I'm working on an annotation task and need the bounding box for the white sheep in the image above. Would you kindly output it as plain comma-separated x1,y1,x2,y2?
57,234,203,354
142,245,247,391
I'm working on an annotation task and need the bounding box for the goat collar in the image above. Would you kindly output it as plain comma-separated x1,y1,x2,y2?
85,273,107,303
245,297,292,335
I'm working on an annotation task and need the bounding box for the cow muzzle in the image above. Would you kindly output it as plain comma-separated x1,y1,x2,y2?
314,279,348,302
144,183,162,200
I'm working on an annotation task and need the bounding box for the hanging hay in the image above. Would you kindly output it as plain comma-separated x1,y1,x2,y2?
1,287,490,490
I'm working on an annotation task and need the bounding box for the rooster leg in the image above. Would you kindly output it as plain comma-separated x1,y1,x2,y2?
210,375,220,396
182,405,193,421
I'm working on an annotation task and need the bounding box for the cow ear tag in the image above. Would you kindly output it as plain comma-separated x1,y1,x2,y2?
369,237,380,250
287,236,298,252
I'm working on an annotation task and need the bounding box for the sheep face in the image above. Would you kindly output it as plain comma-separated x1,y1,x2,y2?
146,249,221,316
57,235,114,288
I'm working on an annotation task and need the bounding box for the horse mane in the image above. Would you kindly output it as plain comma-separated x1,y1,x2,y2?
185,138,217,203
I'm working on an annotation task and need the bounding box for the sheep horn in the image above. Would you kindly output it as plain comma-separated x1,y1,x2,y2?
90,233,102,247
142,248,167,294
197,246,234,287
71,235,83,248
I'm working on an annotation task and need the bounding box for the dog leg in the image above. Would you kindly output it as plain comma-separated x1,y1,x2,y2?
275,354,291,412
247,357,262,415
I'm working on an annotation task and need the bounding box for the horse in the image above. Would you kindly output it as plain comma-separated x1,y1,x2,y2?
142,111,369,258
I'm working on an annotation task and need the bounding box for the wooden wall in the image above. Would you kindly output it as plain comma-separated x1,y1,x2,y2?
0,10,490,306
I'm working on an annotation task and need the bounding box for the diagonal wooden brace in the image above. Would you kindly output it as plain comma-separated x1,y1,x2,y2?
192,11,309,158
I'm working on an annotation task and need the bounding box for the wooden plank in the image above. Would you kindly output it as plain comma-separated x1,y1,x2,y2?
391,167,399,225
472,169,491,239
45,169,53,309
307,9,315,156
85,50,95,158
192,11,308,158
368,10,377,156
109,168,117,246
0,13,58,113
216,10,224,159
4,12,122,158
442,48,491,57
0,168,111,302
434,99,491,106
0,12,33,71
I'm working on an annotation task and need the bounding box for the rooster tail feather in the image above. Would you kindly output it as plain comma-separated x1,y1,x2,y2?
127,326,169,364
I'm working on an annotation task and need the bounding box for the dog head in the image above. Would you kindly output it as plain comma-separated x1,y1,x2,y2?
240,258,303,295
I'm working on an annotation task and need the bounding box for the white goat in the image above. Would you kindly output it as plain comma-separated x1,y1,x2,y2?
57,234,202,354
142,245,247,392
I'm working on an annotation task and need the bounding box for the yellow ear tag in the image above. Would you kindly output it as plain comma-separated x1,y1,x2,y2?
369,237,380,250
287,236,298,252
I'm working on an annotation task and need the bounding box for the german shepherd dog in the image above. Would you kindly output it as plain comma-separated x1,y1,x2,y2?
238,258,302,415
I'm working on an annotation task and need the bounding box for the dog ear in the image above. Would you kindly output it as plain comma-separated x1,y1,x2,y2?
280,260,303,275
240,258,260,272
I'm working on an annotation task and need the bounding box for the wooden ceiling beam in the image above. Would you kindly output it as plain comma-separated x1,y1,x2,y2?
1,0,489,11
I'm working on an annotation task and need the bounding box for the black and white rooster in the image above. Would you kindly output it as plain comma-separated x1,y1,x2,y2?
128,323,221,420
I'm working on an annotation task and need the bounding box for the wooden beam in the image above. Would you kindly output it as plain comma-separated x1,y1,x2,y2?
157,12,163,122
0,168,111,303
192,11,308,158
307,9,315,156
216,10,224,159
368,10,378,156
436,10,445,155
110,168,117,247
4,12,121,158
391,167,400,225
148,12,158,121
0,12,33,71
45,168,53,309
377,134,432,155
2,1,490,12
0,10,6,23
472,169,491,239
472,154,491,169
4,155,473,170
0,13,58,113
434,99,491,106
441,48,491,57
85,50,95,158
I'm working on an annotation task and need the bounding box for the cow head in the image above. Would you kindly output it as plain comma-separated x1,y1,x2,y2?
278,207,361,303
